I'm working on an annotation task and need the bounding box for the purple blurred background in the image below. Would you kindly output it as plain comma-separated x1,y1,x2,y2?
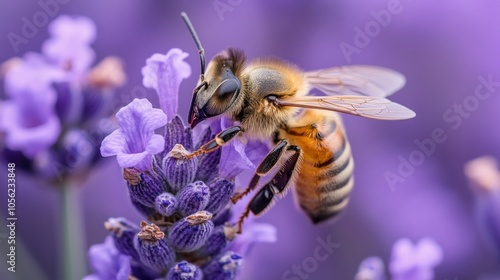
1,0,499,279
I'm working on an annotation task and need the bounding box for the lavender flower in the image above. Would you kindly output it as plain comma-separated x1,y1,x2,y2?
0,59,63,158
355,238,443,280
42,15,96,77
0,15,126,182
142,48,191,120
1,15,126,280
88,46,275,279
389,238,443,280
100,98,167,172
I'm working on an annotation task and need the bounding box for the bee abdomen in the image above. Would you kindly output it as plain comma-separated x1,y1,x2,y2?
294,133,354,224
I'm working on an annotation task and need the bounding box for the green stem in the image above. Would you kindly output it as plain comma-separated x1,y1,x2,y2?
60,182,87,280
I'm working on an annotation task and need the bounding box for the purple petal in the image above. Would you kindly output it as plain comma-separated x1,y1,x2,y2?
42,15,96,75
0,101,60,158
142,48,191,119
216,118,255,179
100,99,167,171
244,140,270,166
219,138,254,179
231,222,277,256
390,238,416,273
414,238,443,268
0,60,65,157
389,238,443,280
47,15,96,44
86,236,131,280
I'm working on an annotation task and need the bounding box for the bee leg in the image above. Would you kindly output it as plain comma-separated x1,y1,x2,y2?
184,126,242,159
235,145,301,233
231,139,289,203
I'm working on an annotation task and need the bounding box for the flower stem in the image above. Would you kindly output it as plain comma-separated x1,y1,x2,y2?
60,182,87,280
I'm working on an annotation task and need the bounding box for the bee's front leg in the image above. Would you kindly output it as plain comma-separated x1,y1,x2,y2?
184,126,242,159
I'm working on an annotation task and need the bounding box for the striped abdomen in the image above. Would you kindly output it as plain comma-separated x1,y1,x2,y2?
282,110,354,224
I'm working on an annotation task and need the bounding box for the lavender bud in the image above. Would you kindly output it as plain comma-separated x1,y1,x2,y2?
201,226,228,256
104,217,141,262
164,116,193,154
155,192,178,217
205,179,235,214
176,181,210,216
125,167,166,207
163,144,198,192
166,261,203,280
212,206,233,226
169,211,214,252
203,251,243,280
194,128,220,182
195,150,221,182
135,221,175,272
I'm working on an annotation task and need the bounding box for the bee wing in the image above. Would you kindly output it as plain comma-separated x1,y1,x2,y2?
278,96,416,120
304,66,406,97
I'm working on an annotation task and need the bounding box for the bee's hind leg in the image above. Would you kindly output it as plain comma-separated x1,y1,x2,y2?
184,126,242,159
231,139,290,203
234,144,301,233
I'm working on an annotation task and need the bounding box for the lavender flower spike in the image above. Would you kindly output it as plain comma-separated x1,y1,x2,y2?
0,59,64,158
101,98,167,171
142,48,191,119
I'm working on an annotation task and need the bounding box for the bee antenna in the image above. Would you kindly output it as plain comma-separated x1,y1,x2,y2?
181,12,206,80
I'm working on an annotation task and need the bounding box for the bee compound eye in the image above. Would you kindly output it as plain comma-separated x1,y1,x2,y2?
217,79,240,98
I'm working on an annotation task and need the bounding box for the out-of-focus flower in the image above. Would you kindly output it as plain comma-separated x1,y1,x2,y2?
89,47,273,279
389,238,443,280
0,15,127,280
355,257,386,280
0,15,126,182
0,59,63,158
100,98,167,172
465,157,500,259
42,15,96,77
356,238,442,280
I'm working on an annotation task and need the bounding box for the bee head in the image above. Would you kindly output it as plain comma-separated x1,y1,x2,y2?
188,48,246,128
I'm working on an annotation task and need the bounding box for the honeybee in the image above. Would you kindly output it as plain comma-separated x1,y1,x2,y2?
181,13,415,232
